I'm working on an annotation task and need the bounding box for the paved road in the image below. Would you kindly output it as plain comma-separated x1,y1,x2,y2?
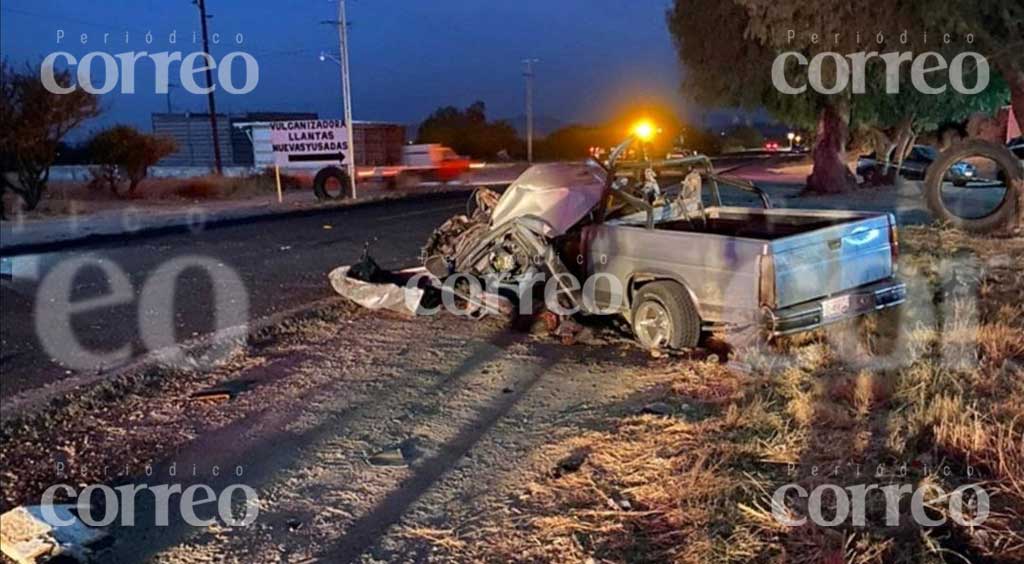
0,192,471,403
5,152,953,406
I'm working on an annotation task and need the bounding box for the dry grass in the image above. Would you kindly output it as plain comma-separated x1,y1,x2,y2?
407,226,1024,563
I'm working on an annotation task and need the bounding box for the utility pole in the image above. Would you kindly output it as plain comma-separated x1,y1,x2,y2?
336,0,357,198
522,58,539,163
165,82,179,113
195,0,223,174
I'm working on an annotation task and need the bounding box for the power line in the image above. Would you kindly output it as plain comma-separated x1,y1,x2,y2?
1,6,151,35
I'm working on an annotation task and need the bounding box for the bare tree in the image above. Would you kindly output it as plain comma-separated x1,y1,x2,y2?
0,60,100,215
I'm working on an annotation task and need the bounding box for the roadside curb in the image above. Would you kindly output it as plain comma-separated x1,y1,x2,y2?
0,186,477,257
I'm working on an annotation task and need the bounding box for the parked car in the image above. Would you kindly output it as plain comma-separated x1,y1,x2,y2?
1008,137,1024,159
857,145,976,187
423,134,905,349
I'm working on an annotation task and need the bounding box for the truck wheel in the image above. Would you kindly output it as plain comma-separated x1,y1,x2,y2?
313,166,350,200
923,140,1020,233
631,281,700,350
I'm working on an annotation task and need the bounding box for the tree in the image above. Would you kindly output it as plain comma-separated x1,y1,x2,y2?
88,126,177,197
666,0,835,190
0,59,100,214
852,68,1008,185
416,101,521,159
721,125,764,151
667,0,1014,193
536,124,609,160
922,0,1024,136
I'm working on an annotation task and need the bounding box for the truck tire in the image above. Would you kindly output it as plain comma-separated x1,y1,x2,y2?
631,281,701,350
923,140,1021,233
313,166,350,200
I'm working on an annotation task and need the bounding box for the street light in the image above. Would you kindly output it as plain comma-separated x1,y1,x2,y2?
787,131,796,151
632,120,659,141
319,51,341,65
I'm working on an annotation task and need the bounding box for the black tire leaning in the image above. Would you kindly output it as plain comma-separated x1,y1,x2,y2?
313,166,351,200
923,140,1021,233
631,280,701,349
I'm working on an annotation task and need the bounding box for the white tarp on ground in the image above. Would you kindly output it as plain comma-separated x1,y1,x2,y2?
328,266,424,316
489,161,607,236
0,505,106,563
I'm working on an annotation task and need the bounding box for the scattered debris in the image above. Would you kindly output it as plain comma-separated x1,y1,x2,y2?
640,402,673,417
553,448,590,477
0,505,106,564
329,265,427,316
537,311,560,334
367,448,407,468
188,391,231,404
188,379,256,403
367,438,425,468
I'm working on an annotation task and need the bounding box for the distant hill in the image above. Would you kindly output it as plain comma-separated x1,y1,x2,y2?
501,115,566,138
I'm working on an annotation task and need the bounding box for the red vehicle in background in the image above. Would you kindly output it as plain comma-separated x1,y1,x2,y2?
359,144,472,187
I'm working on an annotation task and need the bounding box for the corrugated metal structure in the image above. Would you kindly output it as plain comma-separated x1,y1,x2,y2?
152,112,318,167
351,122,406,166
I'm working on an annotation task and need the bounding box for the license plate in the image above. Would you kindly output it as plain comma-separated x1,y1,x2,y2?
821,295,852,320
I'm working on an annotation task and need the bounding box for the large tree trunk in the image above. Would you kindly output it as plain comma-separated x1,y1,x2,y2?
806,102,857,194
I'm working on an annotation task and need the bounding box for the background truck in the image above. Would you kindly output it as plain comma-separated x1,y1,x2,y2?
359,144,472,188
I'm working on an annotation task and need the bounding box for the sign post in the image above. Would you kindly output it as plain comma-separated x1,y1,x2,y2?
274,165,283,203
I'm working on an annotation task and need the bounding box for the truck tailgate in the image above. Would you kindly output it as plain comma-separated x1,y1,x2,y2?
770,214,894,309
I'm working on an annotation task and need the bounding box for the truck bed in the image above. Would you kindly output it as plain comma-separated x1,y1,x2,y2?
653,207,875,240
651,207,896,309
591,206,897,321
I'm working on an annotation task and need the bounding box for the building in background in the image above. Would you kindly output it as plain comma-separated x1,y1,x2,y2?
152,112,318,167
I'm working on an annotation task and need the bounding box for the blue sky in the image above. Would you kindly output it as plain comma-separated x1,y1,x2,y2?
0,0,693,137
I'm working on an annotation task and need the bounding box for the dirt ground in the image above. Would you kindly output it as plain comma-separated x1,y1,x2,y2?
1,226,1022,563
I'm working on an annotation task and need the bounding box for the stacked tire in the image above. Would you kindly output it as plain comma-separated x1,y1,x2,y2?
923,140,1022,233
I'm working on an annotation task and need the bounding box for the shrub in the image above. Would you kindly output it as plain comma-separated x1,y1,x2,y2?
88,126,176,197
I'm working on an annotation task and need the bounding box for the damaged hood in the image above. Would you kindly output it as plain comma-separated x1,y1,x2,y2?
489,161,607,236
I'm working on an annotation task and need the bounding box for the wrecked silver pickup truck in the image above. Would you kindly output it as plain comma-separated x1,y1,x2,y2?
419,134,906,349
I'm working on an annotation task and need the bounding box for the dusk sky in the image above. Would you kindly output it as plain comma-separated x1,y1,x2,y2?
0,0,694,137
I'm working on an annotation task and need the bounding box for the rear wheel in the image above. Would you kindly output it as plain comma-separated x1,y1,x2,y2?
631,281,701,350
